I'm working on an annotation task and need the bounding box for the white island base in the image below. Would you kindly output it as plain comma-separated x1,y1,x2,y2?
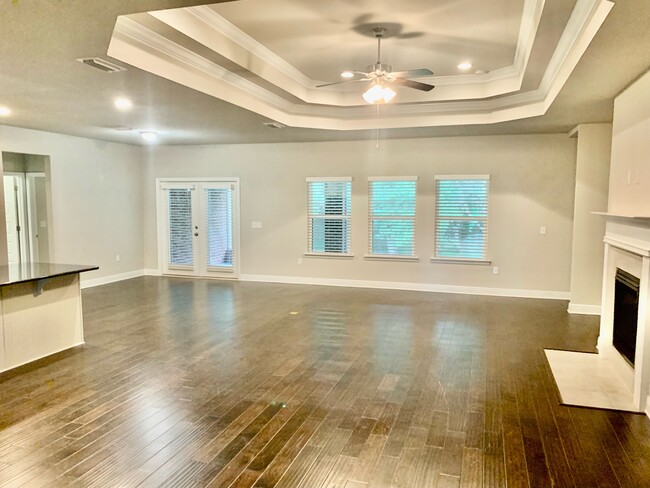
0,264,97,374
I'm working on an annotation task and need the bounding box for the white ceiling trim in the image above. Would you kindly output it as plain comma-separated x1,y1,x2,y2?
108,0,613,130
148,0,546,104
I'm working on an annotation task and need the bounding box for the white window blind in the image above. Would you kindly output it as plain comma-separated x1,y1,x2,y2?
167,188,193,266
205,187,233,269
368,178,417,257
307,178,352,254
434,175,489,260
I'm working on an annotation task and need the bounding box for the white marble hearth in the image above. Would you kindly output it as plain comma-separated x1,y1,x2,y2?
545,349,637,412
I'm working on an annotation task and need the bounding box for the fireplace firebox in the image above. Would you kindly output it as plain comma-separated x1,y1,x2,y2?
613,268,640,367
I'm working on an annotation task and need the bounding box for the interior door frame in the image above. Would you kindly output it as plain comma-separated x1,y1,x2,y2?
4,172,30,264
156,177,241,279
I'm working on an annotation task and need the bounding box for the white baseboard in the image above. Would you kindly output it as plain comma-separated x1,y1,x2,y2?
239,273,570,300
567,303,601,315
80,269,145,289
81,269,571,301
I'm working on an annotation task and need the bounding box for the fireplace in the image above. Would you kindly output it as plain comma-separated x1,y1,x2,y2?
545,217,650,414
595,217,650,414
613,268,640,366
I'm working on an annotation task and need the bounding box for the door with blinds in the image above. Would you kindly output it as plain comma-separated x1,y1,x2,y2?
160,180,239,278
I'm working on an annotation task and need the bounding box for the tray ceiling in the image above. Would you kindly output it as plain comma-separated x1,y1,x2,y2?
108,0,614,130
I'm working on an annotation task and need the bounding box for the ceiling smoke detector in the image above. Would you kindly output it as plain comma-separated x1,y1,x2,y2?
263,122,285,129
77,57,126,73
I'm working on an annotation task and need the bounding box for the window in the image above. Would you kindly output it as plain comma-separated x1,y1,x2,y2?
307,177,352,254
368,177,417,258
434,175,489,260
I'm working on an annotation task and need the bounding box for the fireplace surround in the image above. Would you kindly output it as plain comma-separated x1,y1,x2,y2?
597,216,650,414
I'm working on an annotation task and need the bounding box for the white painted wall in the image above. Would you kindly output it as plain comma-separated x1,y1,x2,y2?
0,125,144,284
144,134,577,295
608,69,650,215
568,123,611,313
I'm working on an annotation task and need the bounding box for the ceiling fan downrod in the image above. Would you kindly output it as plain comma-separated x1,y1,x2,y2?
371,27,390,75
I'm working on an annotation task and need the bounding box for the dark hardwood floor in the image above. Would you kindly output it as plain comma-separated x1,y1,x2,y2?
1,277,650,487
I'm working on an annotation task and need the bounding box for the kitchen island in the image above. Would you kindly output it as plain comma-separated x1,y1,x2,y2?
0,263,98,373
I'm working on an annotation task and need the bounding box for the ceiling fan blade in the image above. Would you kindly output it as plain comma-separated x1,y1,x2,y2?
391,77,435,92
390,68,433,78
316,78,370,88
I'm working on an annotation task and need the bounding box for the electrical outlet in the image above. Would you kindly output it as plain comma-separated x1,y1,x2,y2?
115,254,121,262
297,258,302,265
540,226,546,235
627,170,632,185
251,221,262,229
492,266,499,274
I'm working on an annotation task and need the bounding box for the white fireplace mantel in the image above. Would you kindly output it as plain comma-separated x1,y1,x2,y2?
592,211,650,226
597,215,650,415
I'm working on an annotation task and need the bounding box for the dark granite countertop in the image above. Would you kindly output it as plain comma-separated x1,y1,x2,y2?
0,263,99,287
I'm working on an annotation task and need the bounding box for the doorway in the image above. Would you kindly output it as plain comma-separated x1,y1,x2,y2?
3,173,28,264
158,179,240,278
2,150,51,265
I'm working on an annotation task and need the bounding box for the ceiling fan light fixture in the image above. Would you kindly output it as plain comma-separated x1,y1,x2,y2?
381,86,396,103
458,61,473,71
114,97,133,111
140,131,158,142
362,84,396,104
340,71,354,79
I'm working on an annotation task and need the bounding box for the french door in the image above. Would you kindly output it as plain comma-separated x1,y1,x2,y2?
160,179,239,278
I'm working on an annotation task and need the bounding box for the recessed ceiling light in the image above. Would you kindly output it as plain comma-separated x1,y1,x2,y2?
263,121,285,129
340,71,354,79
114,97,133,110
140,131,157,142
0,106,11,117
458,62,473,71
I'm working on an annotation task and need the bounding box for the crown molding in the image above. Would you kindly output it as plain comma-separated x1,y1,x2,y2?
108,0,613,130
148,0,548,104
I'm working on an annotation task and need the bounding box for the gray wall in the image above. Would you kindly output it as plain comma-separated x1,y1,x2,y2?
144,134,577,294
569,124,611,311
609,69,650,214
0,126,582,295
0,125,144,282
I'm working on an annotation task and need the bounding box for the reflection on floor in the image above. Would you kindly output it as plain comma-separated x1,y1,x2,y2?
2,277,650,487
545,349,638,412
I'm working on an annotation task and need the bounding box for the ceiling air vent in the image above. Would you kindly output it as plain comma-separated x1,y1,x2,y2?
263,122,285,129
76,57,126,73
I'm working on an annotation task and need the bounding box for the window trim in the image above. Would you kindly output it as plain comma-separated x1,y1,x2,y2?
433,174,490,263
367,176,418,259
306,176,353,256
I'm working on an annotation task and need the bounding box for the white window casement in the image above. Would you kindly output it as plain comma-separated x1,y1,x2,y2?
367,176,418,260
433,175,490,264
306,177,352,256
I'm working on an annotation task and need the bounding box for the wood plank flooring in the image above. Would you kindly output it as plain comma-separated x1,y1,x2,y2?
1,277,650,487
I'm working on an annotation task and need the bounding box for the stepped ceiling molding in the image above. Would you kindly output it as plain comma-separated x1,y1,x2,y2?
108,0,611,130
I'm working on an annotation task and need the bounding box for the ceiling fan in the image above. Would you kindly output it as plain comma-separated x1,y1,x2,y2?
317,27,435,104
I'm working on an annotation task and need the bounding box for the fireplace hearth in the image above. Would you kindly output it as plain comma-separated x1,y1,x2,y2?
545,217,650,414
